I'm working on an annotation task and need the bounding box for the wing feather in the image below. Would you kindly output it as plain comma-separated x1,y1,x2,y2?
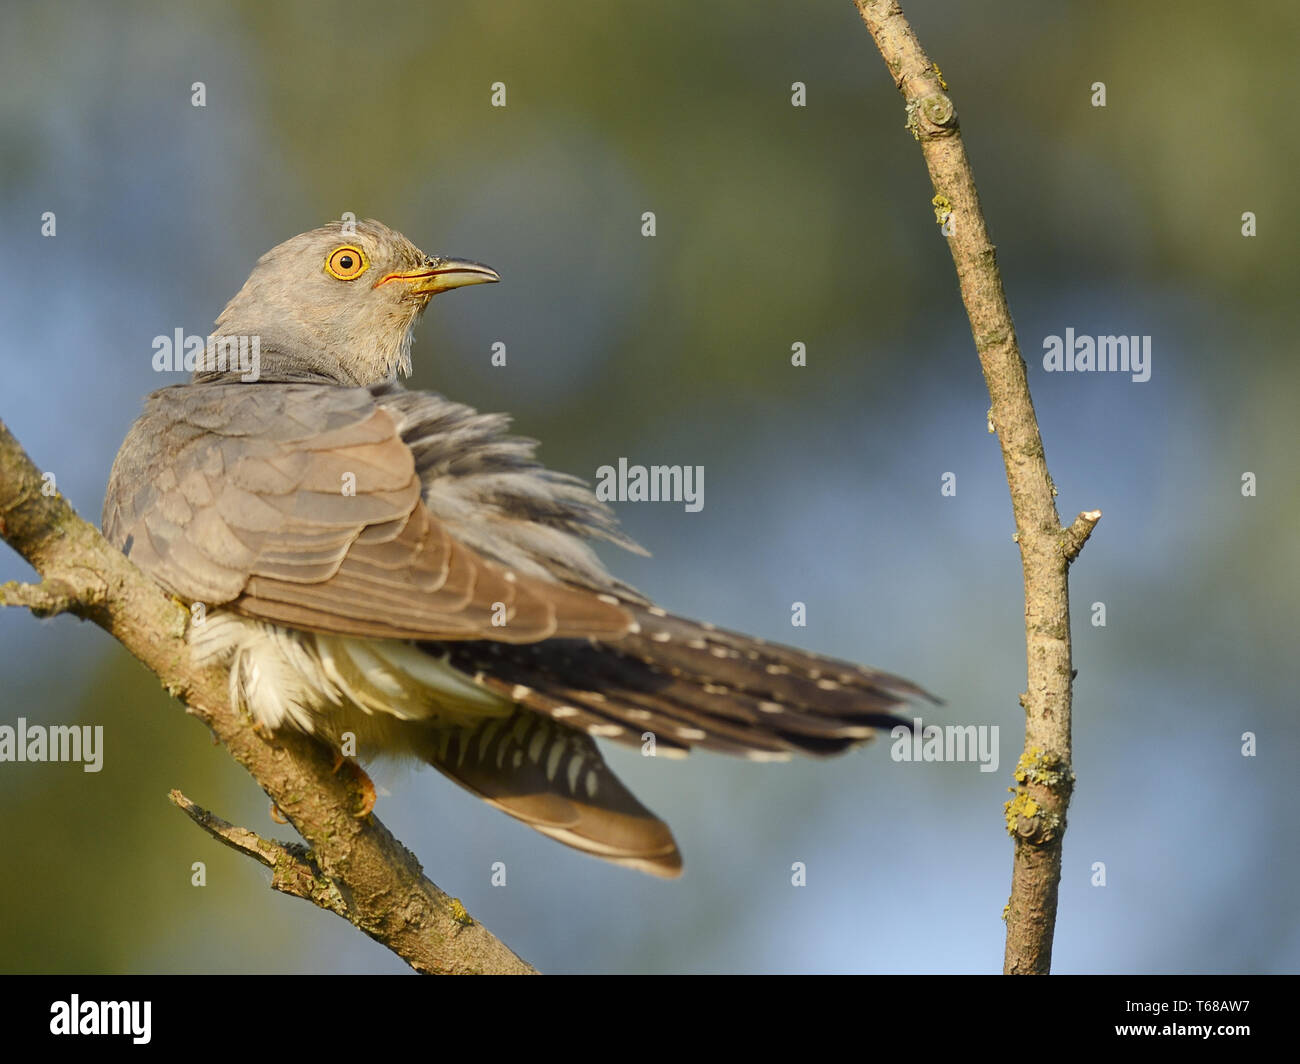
103,382,635,643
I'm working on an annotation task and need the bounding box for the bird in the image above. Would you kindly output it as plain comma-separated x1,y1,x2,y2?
102,219,931,878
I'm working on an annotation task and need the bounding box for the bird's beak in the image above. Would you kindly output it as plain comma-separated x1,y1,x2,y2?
375,258,500,296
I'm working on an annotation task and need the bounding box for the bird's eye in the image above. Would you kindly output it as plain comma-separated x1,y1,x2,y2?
325,245,369,281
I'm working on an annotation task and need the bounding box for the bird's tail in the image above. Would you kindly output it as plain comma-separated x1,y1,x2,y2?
426,607,931,875
420,708,683,878
442,606,932,762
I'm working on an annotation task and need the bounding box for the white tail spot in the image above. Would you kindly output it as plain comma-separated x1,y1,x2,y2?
528,730,547,764
745,750,792,763
546,739,566,781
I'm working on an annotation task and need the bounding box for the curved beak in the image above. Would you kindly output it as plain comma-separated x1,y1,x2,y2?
375,258,500,296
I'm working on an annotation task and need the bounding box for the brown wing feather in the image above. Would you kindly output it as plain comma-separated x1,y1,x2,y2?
105,385,634,643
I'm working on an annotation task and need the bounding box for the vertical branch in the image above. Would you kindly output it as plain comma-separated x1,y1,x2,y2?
852,0,1100,973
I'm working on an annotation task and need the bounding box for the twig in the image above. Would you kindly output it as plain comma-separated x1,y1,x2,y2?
0,576,87,617
852,0,1100,974
169,789,354,919
1063,509,1103,563
0,418,536,975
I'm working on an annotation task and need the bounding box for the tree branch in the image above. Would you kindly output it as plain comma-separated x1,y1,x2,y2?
853,0,1099,974
0,417,536,975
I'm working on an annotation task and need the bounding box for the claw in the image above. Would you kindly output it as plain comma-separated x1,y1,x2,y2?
269,801,289,824
351,767,377,818
331,751,376,818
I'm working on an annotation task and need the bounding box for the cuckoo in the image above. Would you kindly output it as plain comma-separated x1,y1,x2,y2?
103,219,931,877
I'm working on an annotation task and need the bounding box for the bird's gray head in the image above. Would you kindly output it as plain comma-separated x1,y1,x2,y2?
206,218,498,385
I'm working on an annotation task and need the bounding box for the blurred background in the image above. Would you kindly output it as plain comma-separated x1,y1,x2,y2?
0,0,1295,974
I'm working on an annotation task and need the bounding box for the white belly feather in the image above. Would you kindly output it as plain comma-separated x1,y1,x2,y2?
188,611,513,755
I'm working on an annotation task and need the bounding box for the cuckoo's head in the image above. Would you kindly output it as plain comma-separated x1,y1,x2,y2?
209,218,498,385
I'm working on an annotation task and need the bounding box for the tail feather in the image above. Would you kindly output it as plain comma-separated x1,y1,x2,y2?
438,607,932,761
422,708,683,878
459,653,791,758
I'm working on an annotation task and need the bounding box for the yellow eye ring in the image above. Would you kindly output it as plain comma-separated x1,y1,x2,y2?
325,245,369,281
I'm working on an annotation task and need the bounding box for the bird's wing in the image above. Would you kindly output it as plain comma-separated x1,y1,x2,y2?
104,381,633,642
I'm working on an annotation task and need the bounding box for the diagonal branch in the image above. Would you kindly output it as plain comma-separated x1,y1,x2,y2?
853,0,1099,974
0,417,536,975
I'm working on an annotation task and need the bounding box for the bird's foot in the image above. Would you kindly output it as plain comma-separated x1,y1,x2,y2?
331,750,376,818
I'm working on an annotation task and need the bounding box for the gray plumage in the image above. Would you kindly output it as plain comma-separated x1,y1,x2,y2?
103,219,930,877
